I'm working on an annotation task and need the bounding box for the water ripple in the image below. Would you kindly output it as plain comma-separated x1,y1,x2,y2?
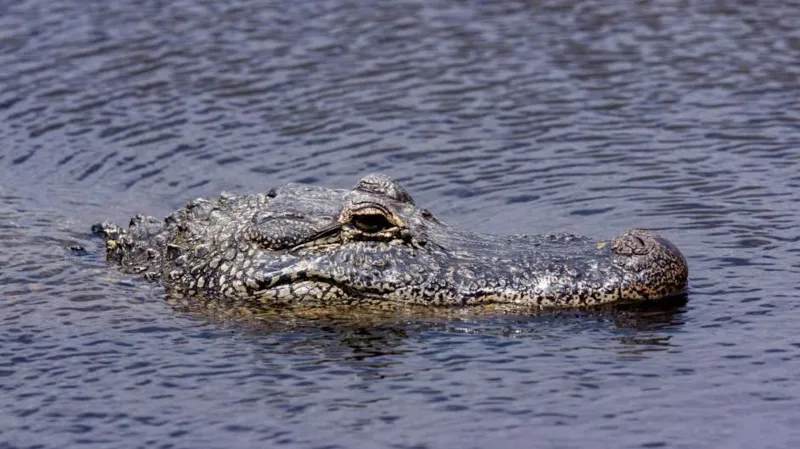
2,1,800,448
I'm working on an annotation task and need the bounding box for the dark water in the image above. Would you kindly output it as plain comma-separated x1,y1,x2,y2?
2,0,800,447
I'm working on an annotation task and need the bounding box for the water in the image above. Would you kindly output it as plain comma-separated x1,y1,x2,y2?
2,0,799,447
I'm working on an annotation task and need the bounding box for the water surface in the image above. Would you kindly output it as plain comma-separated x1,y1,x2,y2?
2,1,800,448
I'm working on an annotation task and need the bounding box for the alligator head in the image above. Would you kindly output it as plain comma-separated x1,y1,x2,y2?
92,173,688,309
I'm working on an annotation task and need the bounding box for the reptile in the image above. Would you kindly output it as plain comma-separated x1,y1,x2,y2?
92,173,688,310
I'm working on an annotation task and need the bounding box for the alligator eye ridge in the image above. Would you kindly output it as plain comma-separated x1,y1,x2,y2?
351,213,394,234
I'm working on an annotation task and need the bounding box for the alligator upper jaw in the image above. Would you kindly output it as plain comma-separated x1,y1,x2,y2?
244,271,684,309
177,250,687,310
241,230,689,308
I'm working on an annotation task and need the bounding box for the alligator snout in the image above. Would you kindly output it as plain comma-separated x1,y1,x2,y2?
611,229,663,256
610,229,689,300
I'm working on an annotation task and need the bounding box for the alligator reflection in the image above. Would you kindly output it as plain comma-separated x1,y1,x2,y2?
169,294,688,362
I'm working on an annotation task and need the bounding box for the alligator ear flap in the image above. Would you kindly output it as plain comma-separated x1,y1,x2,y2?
305,223,343,242
247,221,343,251
283,224,344,252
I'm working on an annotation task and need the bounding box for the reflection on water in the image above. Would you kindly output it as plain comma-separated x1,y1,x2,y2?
228,295,689,358
2,0,800,447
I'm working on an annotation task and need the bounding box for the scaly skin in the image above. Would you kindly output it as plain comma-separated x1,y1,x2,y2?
92,174,689,310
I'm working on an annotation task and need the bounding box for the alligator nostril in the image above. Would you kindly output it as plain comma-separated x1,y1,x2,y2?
611,231,653,256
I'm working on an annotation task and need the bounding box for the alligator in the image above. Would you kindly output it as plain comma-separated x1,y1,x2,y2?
92,173,688,310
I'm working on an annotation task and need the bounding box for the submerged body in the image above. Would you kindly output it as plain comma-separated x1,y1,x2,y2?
93,174,688,309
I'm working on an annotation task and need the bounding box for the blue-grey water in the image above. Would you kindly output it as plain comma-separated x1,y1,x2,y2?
2,1,799,448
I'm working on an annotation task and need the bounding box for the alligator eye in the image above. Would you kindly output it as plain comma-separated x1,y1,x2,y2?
351,213,394,234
